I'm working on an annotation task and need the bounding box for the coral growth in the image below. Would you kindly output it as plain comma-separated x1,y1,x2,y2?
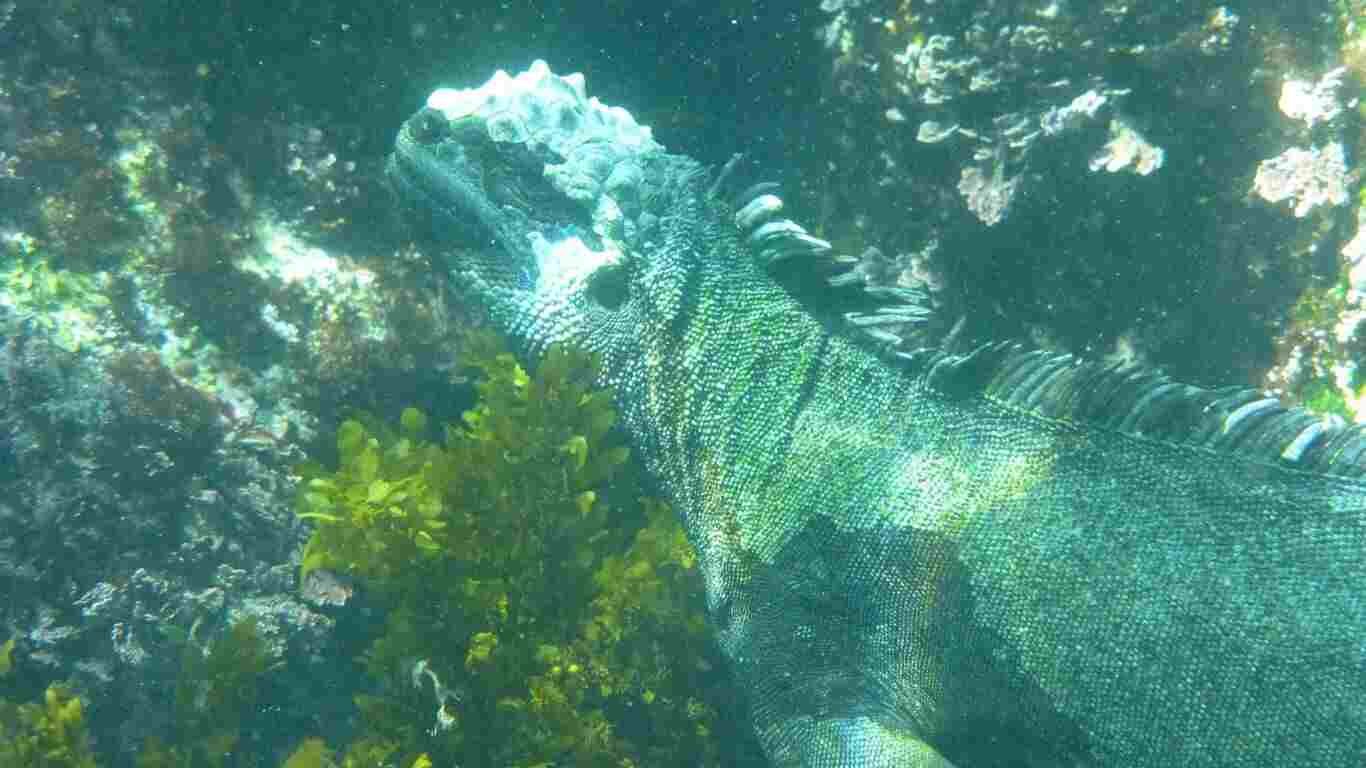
21,122,141,273
103,348,225,489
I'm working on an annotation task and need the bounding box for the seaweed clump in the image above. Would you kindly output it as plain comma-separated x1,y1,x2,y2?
0,628,99,768
293,331,725,767
136,617,271,768
0,685,99,768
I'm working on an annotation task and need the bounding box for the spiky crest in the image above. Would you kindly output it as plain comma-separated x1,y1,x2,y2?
710,162,1366,478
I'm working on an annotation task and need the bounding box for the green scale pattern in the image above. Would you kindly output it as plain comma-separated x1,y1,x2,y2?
388,61,1366,766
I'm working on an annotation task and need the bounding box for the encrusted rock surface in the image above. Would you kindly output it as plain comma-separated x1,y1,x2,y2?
808,0,1362,397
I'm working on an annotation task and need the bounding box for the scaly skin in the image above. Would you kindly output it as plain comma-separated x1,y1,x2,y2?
388,61,1366,767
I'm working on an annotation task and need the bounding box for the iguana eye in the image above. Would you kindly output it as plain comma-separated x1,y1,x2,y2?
586,262,629,309
412,108,452,144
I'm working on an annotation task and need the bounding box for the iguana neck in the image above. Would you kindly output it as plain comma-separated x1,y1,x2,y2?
601,217,924,554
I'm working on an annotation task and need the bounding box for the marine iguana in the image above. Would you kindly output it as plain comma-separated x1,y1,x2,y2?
387,61,1366,767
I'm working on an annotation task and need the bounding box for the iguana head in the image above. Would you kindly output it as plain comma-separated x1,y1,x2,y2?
387,60,707,358
389,60,927,401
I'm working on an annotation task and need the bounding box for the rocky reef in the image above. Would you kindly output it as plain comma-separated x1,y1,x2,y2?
809,0,1366,404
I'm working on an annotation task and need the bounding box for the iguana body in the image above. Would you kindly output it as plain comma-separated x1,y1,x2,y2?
388,61,1366,766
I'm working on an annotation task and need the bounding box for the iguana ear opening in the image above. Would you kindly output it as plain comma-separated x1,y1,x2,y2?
586,262,630,310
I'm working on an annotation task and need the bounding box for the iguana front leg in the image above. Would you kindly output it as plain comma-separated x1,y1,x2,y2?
766,717,961,768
